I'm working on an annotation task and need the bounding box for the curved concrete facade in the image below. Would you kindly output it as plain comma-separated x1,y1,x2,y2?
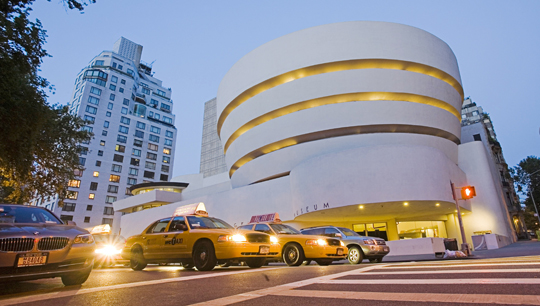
217,21,463,187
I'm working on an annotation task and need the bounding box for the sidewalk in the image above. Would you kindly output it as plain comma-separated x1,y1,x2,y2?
381,239,540,263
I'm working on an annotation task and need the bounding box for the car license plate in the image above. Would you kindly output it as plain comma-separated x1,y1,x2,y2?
259,246,270,255
337,248,344,256
17,253,48,267
383,247,389,252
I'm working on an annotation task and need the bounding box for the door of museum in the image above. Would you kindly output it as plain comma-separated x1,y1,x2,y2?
353,223,388,241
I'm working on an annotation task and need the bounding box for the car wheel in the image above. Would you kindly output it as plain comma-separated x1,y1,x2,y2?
193,240,217,271
61,266,92,286
245,258,266,268
369,257,383,263
348,246,364,264
315,259,333,266
282,243,305,266
130,246,147,271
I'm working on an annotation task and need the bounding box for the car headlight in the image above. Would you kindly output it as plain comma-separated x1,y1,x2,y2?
218,234,247,242
340,241,345,247
95,245,122,256
270,236,279,244
363,239,375,245
306,239,327,246
74,234,94,244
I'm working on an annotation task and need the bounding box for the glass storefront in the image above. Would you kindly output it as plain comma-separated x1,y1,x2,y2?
397,221,447,239
353,223,388,240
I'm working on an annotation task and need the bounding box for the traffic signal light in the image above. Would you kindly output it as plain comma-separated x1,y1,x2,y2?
461,186,476,200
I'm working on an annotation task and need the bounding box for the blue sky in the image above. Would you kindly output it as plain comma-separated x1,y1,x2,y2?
31,0,539,178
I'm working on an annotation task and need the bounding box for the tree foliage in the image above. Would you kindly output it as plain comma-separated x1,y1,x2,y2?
0,0,94,204
511,156,540,230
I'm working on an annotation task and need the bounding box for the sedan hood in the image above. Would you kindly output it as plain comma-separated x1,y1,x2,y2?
0,223,87,238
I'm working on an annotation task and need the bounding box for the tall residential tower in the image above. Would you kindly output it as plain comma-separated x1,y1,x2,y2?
46,37,177,232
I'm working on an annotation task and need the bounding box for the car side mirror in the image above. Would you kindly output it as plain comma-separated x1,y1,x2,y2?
67,221,77,226
334,233,342,238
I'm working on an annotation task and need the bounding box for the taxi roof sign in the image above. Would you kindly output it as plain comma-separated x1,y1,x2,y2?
173,202,208,217
249,213,281,224
89,224,111,234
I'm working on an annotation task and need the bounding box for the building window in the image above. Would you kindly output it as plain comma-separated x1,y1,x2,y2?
110,93,116,101
83,115,95,124
143,171,155,179
136,122,146,129
119,87,124,93
161,103,171,112
164,139,172,146
86,205,93,211
111,164,122,173
66,191,78,200
113,154,124,162
157,89,166,97
163,156,170,164
149,135,159,143
120,116,130,125
62,203,76,212
85,105,97,114
160,174,168,181
127,178,137,185
146,152,157,160
129,168,138,175
121,79,126,84
100,140,105,146
102,130,108,136
150,99,159,108
117,135,127,143
163,116,173,124
118,64,123,70
473,134,482,141
111,75,118,83
115,144,125,153
79,157,86,166
145,161,156,170
133,139,143,147
148,143,158,151
94,60,104,66
161,165,169,173
107,102,113,110
60,215,73,223
104,206,115,214
150,126,161,134
135,130,144,138
84,216,90,223
93,171,99,177
104,121,110,128
125,188,132,195
74,169,83,177
90,87,102,96
81,126,93,134
68,179,81,188
123,98,129,105
165,131,173,138
130,158,140,166
163,148,171,155
127,68,134,76
107,185,119,193
88,96,100,105
89,193,95,200
142,87,150,94
132,148,141,157
102,218,113,226
121,107,128,115
106,111,111,117
95,160,101,167
90,182,98,190
119,125,129,134
109,174,120,183
97,150,103,156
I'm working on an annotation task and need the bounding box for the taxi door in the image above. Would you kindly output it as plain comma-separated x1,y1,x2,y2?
162,216,189,259
141,218,171,260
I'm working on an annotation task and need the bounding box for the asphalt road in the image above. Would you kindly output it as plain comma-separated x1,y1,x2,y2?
1,256,540,306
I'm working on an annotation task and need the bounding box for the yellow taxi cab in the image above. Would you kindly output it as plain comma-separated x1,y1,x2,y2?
122,203,280,271
237,213,347,266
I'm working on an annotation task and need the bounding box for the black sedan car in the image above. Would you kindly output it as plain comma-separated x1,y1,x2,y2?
0,204,95,285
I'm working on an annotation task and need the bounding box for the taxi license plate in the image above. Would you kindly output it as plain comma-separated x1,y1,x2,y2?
337,248,344,256
17,253,48,267
259,246,270,255
383,247,389,252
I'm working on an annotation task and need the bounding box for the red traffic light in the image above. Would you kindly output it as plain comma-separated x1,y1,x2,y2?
461,186,476,200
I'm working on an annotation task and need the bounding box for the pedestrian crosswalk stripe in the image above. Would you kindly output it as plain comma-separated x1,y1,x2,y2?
380,261,540,269
356,268,540,274
322,278,540,284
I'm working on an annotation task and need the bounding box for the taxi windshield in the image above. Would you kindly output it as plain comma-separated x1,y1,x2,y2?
269,224,300,235
338,227,361,236
186,216,233,229
0,206,62,224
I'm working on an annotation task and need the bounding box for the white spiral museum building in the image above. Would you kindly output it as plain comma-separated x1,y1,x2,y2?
116,22,517,252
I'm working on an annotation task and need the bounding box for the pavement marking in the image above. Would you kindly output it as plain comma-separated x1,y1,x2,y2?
379,262,540,269
269,289,540,305
323,278,540,284
189,264,386,306
0,267,282,306
354,268,540,275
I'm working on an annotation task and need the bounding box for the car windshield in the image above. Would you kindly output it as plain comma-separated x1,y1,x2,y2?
270,224,301,234
186,216,233,229
338,227,361,236
0,206,62,224
93,234,126,244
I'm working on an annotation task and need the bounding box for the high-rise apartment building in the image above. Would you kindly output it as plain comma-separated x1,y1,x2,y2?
37,37,177,232
461,98,527,238
199,98,227,177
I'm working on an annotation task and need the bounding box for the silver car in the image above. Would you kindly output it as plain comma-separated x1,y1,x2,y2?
0,204,95,285
300,226,390,264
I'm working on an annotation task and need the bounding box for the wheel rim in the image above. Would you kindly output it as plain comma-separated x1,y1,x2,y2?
287,248,298,262
349,249,359,262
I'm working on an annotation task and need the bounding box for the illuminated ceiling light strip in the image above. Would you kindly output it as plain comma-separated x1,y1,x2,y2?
223,92,461,153
218,59,464,136
229,124,460,177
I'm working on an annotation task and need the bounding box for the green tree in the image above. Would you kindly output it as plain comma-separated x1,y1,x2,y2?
511,156,540,230
0,0,94,204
